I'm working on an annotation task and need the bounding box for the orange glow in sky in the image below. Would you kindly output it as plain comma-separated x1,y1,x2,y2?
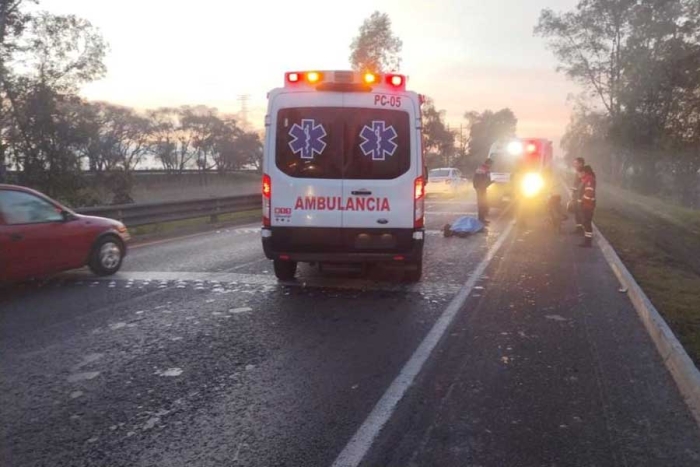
40,0,580,149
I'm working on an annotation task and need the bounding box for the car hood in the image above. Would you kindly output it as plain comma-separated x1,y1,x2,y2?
74,213,124,229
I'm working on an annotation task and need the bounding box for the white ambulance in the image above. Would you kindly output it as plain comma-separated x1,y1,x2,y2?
261,70,426,281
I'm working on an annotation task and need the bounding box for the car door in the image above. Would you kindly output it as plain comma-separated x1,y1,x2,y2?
0,189,68,281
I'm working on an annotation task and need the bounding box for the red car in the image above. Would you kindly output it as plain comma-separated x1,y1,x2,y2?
0,184,130,282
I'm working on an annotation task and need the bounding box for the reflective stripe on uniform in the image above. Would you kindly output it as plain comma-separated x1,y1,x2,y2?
585,232,593,238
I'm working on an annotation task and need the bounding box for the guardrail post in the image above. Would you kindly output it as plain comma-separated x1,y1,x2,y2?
210,199,219,224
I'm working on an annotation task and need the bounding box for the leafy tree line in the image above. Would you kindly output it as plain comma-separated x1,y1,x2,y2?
536,0,700,206
0,0,262,206
350,11,519,174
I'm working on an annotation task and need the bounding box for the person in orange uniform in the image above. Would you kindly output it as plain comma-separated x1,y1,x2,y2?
578,165,597,248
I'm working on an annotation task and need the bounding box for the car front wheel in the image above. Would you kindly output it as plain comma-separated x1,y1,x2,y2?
89,236,124,276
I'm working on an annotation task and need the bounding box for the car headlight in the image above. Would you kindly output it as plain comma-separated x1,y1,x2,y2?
521,173,545,198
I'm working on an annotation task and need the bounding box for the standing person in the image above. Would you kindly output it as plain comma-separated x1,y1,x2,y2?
578,165,596,248
473,158,493,224
571,157,585,234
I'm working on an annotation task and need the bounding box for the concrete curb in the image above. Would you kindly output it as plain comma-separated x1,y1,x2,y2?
594,224,700,426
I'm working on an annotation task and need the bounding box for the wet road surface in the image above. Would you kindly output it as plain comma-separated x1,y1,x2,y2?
2,197,698,467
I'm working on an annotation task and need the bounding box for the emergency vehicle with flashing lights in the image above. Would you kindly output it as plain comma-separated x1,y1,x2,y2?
260,70,426,282
486,137,554,205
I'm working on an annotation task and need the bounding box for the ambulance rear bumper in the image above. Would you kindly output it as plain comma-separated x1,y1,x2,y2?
261,227,425,263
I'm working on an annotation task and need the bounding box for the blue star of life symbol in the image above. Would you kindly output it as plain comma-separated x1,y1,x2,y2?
288,119,327,160
359,120,398,161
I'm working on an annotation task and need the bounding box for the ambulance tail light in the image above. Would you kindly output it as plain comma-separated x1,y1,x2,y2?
262,173,272,227
414,176,425,229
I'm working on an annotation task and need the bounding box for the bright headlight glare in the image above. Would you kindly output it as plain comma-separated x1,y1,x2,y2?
521,172,544,198
507,141,523,156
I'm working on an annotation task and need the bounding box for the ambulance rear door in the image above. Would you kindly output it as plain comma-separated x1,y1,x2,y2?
269,92,344,229
340,92,417,230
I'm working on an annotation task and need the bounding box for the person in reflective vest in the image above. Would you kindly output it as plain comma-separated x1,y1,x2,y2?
473,158,493,224
571,157,585,234
578,165,596,248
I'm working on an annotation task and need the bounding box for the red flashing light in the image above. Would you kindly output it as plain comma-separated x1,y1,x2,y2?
393,255,405,261
286,71,324,85
526,142,538,154
387,74,404,87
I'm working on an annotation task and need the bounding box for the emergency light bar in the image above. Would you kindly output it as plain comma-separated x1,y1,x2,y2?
284,70,407,91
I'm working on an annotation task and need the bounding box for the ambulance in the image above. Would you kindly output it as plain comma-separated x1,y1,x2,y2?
261,70,426,281
486,137,554,204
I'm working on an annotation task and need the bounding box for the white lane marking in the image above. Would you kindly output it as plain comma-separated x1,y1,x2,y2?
155,368,183,377
331,221,514,467
67,371,101,383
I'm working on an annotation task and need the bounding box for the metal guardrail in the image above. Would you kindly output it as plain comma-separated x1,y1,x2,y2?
75,194,261,227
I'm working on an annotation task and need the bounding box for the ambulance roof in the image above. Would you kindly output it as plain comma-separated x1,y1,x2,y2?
270,70,419,96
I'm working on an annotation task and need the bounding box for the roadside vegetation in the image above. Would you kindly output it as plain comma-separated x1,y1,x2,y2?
595,187,700,366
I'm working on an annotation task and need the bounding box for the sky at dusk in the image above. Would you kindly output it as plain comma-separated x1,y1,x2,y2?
40,0,581,150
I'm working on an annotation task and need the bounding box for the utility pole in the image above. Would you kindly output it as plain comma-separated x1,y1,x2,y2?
237,94,250,130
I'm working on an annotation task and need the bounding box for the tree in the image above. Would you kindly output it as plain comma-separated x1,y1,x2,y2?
1,0,37,181
421,97,455,168
234,131,263,172
536,0,700,204
5,85,95,200
464,109,517,164
1,3,107,199
534,0,636,119
149,107,198,174
349,11,402,72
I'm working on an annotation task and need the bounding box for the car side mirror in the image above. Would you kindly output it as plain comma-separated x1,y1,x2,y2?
61,210,77,222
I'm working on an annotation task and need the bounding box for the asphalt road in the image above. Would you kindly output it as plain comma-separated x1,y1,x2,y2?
2,197,699,467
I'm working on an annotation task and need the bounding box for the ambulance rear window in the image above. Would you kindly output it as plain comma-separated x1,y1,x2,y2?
276,107,410,180
276,108,342,179
343,108,410,180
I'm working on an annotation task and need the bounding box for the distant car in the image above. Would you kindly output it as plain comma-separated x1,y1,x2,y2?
0,184,130,283
426,168,465,197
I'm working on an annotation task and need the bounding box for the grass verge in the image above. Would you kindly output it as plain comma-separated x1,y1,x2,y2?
595,198,700,367
129,210,260,237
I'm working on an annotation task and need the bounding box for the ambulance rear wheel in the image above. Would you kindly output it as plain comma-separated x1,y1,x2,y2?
274,260,297,281
404,259,423,283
